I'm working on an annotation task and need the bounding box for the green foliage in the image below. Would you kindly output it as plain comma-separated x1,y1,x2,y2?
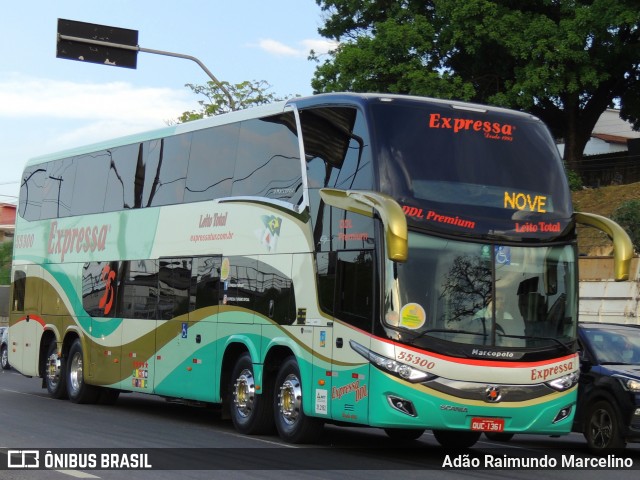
177,80,285,123
611,199,640,252
313,0,640,172
566,168,583,192
0,241,12,285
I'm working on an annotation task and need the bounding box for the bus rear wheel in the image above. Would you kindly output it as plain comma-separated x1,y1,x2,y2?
66,339,99,404
45,341,67,399
274,357,323,444
433,429,480,448
229,352,274,435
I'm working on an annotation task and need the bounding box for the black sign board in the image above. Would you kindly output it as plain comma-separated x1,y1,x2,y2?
57,19,139,69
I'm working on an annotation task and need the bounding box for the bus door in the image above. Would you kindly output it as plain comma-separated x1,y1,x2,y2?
9,265,42,376
154,256,220,401
328,250,374,425
118,260,158,394
185,256,220,401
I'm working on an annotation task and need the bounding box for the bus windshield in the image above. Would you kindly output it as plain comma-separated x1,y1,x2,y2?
383,233,577,350
371,100,573,238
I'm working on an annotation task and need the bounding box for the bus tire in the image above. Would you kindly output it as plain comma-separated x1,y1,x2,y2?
229,352,274,435
433,429,480,448
66,339,99,404
274,356,323,444
384,428,425,441
45,341,67,399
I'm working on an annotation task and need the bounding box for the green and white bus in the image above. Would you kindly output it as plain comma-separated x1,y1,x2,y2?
9,93,633,446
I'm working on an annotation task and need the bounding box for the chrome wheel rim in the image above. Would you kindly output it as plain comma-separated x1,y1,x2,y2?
278,373,302,426
233,369,256,418
47,351,61,389
69,351,84,395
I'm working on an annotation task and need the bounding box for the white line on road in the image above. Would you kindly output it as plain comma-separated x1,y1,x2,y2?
56,470,101,479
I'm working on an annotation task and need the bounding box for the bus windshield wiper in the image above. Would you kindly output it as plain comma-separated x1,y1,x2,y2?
500,334,572,353
410,328,488,342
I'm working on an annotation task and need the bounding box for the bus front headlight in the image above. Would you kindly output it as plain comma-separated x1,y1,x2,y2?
545,371,579,391
349,340,437,383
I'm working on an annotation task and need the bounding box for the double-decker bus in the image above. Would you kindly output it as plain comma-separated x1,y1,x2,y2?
9,93,632,446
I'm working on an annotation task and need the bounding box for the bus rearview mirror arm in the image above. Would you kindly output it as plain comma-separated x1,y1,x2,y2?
319,188,408,262
575,212,634,281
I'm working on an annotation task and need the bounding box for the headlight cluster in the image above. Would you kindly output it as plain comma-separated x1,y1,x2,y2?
349,340,436,383
615,376,640,392
545,371,579,391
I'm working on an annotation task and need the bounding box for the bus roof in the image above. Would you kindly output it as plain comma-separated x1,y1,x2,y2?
26,92,540,167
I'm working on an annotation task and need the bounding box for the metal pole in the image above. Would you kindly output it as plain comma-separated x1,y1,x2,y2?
57,34,237,111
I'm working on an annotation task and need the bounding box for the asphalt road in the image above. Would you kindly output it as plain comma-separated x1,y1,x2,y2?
1,366,638,480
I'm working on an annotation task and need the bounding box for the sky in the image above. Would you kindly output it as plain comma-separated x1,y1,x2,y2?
0,0,337,205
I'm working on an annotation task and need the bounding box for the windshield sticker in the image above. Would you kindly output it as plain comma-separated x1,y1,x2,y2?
428,113,515,141
515,221,561,233
402,205,476,230
220,257,230,281
400,303,426,330
495,246,511,265
504,191,548,213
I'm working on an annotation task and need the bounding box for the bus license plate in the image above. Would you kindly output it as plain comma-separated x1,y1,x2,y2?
471,418,505,432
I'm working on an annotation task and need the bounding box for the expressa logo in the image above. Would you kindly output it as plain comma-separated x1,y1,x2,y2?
48,221,111,261
428,113,515,140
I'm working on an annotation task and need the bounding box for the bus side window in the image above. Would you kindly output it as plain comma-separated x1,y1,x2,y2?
316,250,374,332
185,125,238,203
192,256,221,310
12,270,26,312
233,113,302,204
316,251,336,316
82,261,120,318
334,250,375,333
158,258,192,320
70,151,111,216
121,260,158,319
19,166,47,221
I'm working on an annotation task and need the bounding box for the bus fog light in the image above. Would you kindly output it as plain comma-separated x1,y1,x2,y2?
552,404,573,423
387,395,417,417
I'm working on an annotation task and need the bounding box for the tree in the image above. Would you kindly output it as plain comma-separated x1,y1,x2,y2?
176,80,285,123
312,0,640,175
0,241,12,285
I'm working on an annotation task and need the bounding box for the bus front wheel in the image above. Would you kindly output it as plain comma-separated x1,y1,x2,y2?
66,339,99,404
229,352,274,435
274,357,323,444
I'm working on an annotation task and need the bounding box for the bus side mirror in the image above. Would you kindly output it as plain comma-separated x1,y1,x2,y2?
575,212,634,281
319,188,408,262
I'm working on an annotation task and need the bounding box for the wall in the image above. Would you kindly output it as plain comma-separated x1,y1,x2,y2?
579,257,640,324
